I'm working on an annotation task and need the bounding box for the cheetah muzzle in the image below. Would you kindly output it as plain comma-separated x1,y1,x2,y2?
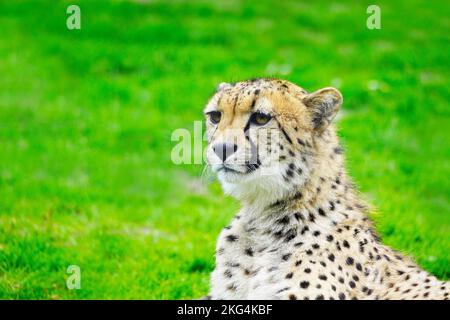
203,78,449,300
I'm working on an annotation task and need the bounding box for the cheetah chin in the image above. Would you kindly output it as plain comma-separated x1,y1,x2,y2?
218,163,294,210
202,78,449,300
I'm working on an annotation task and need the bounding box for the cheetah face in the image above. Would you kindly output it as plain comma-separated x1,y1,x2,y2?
204,79,342,205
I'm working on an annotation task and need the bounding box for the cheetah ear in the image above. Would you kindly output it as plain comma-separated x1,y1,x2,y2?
302,87,343,131
216,82,232,91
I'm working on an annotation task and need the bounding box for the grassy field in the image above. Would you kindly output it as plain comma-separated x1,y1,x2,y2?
0,0,448,299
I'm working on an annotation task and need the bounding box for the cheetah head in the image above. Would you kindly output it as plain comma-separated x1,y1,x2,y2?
204,78,342,206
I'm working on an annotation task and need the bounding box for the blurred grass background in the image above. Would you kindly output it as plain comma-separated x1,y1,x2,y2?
0,0,448,299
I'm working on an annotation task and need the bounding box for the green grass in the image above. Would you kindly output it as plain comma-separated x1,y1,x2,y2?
0,0,448,299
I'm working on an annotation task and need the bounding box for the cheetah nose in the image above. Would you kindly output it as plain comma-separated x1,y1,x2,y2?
213,143,238,162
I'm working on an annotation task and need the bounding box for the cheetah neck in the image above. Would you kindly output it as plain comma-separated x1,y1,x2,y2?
241,129,370,233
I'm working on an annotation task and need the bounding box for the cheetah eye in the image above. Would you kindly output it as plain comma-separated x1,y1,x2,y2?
207,111,222,124
250,112,272,126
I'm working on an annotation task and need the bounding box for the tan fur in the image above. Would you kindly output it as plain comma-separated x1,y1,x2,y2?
203,78,449,300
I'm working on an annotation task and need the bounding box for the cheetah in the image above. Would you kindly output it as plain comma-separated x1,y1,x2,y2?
203,78,449,300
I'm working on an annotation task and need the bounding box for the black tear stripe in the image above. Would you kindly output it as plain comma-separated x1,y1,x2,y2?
242,88,263,171
277,120,292,144
243,120,251,136
244,120,260,171
209,126,219,143
281,127,292,144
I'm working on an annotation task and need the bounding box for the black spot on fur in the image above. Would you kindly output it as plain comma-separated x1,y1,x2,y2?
276,216,290,224
329,201,335,211
226,234,238,242
245,248,254,256
224,270,233,278
284,229,297,242
300,281,310,289
300,226,309,235
334,146,343,154
282,253,292,261
293,192,302,200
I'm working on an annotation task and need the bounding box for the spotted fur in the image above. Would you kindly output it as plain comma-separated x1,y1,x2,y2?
203,78,449,300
